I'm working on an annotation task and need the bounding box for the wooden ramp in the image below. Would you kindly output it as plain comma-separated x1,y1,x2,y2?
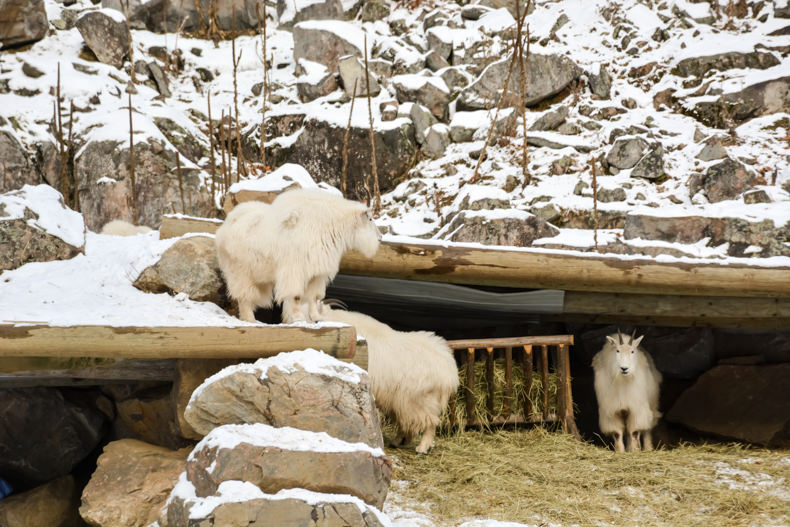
0,324,366,386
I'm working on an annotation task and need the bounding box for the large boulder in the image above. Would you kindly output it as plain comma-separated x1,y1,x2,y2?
444,210,559,246
667,364,790,447
80,439,191,527
605,136,648,170
0,185,85,272
293,20,365,73
277,0,345,28
0,387,106,487
702,157,758,203
76,140,214,232
75,9,131,69
686,76,790,128
285,116,417,202
0,0,47,48
0,130,37,193
185,349,384,448
186,423,392,508
101,0,263,32
0,476,81,527
673,51,780,78
134,235,226,306
457,52,582,110
111,385,193,450
295,60,338,102
391,75,450,121
165,481,388,527
173,359,241,441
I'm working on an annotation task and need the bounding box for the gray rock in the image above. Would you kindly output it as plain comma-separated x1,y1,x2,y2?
743,189,771,204
461,4,491,20
777,0,790,17
76,10,130,68
673,51,780,78
186,424,392,507
409,103,438,145
425,50,450,72
285,116,417,202
449,109,516,143
184,351,384,448
597,186,626,202
703,157,758,203
153,117,205,163
476,0,533,19
530,203,561,224
392,75,450,121
695,135,729,161
0,0,47,48
0,130,37,193
80,439,190,527
0,476,81,527
686,76,790,128
0,388,106,487
76,140,214,232
529,105,569,131
277,0,344,27
422,123,450,158
379,100,398,121
296,61,338,102
630,143,665,181
147,61,171,97
445,211,559,246
667,364,790,447
134,235,225,305
588,65,612,99
437,66,471,91
360,0,388,22
425,27,453,60
165,489,387,527
102,0,263,33
293,21,363,73
338,55,380,97
605,136,648,170
458,53,582,110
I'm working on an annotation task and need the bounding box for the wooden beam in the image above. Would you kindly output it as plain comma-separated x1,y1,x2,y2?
160,215,221,239
0,325,357,361
447,335,574,350
341,241,790,298
548,313,790,330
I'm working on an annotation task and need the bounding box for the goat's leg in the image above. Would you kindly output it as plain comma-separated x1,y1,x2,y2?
415,426,436,455
627,430,641,452
642,429,654,451
613,430,625,453
237,300,256,322
304,276,328,322
281,295,306,323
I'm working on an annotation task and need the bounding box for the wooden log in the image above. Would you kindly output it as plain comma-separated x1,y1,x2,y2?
341,241,790,298
0,324,356,361
549,313,790,330
159,215,221,239
447,335,574,350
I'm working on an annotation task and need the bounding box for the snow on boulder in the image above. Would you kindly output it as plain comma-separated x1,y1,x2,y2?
75,9,131,69
185,349,384,449
391,74,450,121
293,20,368,73
0,0,47,48
223,163,326,213
0,129,36,193
442,209,560,247
0,184,85,272
164,478,389,527
184,423,392,508
277,0,345,28
684,76,790,128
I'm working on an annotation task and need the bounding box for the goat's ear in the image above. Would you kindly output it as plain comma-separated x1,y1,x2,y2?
633,335,644,347
605,336,617,346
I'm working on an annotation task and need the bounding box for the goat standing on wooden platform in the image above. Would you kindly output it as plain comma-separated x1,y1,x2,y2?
215,189,381,323
592,331,662,452
316,305,460,455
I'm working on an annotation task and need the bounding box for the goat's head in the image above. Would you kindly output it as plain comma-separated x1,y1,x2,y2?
605,331,644,376
353,208,382,258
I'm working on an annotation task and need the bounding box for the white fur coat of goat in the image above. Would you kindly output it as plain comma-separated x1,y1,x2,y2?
592,332,662,452
100,219,152,236
214,189,381,322
316,306,460,454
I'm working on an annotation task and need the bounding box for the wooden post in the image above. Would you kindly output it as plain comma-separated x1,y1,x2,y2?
466,347,476,426
560,343,580,437
540,344,549,421
556,344,567,428
503,346,513,418
522,344,532,419
485,346,494,421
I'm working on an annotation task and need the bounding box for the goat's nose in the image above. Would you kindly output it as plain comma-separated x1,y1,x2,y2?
620,367,629,373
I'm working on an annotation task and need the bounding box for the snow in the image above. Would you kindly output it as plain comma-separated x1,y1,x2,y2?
391,74,450,94
228,163,320,194
188,348,365,406
96,6,128,23
193,423,386,457
294,20,368,55
0,184,86,247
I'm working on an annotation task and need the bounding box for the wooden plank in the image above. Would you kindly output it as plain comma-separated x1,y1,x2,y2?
0,325,357,361
522,345,533,419
341,241,790,298
447,335,574,350
160,215,221,239
549,313,790,330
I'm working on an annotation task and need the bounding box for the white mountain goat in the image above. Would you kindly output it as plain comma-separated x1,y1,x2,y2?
592,331,662,452
214,189,381,323
100,219,152,236
315,305,460,454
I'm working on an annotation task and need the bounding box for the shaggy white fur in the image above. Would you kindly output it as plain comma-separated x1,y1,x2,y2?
100,219,152,236
315,306,460,454
592,332,662,452
214,189,381,322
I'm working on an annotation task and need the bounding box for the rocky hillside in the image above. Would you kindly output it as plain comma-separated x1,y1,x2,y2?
1,0,789,262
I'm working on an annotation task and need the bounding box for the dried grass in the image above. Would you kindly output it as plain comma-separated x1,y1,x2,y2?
386,428,790,527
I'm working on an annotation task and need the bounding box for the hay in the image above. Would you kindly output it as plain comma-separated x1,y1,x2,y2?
386,428,790,527
441,358,562,430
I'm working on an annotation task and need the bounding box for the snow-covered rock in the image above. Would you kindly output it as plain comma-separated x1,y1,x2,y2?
0,0,47,48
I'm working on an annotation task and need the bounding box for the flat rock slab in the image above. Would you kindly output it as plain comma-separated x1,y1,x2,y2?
185,349,383,448
186,423,392,508
80,439,191,527
667,364,790,447
0,476,80,527
165,483,387,527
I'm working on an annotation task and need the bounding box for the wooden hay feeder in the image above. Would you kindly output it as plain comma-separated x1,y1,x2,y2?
445,335,579,437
